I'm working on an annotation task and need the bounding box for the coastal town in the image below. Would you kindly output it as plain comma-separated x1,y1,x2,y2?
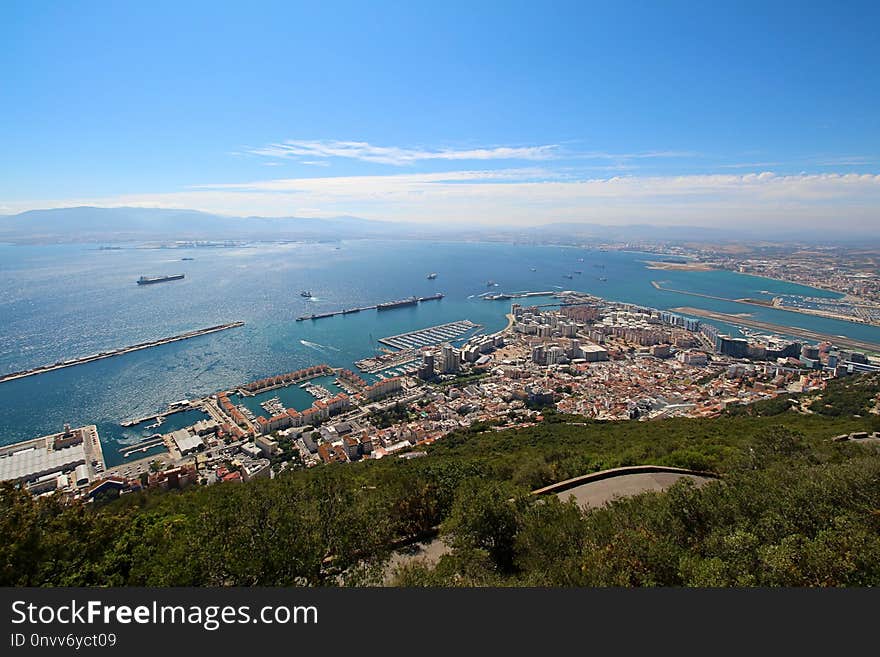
607,240,880,325
3,289,879,502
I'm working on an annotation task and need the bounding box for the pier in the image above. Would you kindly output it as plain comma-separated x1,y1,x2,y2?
296,293,443,322
118,435,166,458
0,322,245,384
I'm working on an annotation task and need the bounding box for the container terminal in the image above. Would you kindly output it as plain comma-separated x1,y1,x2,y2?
0,322,246,384
296,292,443,321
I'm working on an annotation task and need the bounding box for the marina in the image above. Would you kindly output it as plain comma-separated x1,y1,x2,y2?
379,320,481,350
296,292,443,321
355,349,419,374
0,322,245,384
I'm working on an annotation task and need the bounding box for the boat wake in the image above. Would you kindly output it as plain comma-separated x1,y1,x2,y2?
300,339,339,352
552,285,564,289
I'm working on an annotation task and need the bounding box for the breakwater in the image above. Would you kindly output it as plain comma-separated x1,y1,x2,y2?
0,322,245,384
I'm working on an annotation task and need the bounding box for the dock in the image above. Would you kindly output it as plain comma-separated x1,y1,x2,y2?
118,435,166,458
482,290,557,301
296,293,443,321
379,320,480,350
0,322,246,384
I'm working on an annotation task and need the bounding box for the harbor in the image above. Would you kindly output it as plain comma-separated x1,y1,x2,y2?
379,320,481,350
118,435,165,458
355,349,419,374
0,322,245,384
296,292,444,321
482,290,558,301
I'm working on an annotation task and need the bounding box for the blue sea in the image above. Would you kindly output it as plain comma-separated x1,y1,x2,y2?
2,239,879,461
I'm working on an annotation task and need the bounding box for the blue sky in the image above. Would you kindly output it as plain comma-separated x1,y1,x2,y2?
1,1,878,229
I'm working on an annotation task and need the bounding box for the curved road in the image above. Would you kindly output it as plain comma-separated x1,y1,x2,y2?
385,465,719,582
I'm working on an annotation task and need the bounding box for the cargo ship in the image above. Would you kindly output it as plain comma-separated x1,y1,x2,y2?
137,274,185,285
417,292,444,302
377,297,418,311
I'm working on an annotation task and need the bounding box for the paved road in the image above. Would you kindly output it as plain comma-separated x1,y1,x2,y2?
556,472,714,509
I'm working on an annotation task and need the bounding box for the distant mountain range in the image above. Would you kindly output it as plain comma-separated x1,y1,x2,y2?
0,207,415,243
1,206,875,245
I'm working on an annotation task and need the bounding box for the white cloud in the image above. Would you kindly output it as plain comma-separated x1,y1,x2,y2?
245,139,701,167
248,139,561,165
6,170,879,231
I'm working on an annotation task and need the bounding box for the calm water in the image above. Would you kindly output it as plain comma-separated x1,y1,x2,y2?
2,240,879,454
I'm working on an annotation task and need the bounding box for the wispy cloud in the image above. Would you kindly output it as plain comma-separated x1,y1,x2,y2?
717,161,785,169
245,138,700,167
578,150,698,160
812,155,876,166
248,139,561,165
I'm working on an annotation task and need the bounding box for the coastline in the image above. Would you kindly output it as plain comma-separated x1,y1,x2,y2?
644,260,715,271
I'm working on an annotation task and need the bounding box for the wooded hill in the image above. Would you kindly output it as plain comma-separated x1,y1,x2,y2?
2,374,879,587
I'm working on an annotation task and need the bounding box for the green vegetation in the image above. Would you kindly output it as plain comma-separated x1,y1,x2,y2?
370,402,412,429
1,374,879,587
433,371,491,387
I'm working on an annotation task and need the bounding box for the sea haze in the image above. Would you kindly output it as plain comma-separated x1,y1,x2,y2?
2,239,879,457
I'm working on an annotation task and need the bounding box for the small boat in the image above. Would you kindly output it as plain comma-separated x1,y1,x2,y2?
486,280,497,287
426,272,438,280
574,270,582,274
300,291,313,298
598,276,607,282
529,267,537,272
563,274,574,280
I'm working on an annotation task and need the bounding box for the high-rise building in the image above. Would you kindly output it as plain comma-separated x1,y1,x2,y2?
440,343,460,374
715,335,749,358
546,345,565,366
418,351,436,380
531,345,546,365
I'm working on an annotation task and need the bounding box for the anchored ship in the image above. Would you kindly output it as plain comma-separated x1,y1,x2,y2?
377,296,418,311
137,274,184,285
